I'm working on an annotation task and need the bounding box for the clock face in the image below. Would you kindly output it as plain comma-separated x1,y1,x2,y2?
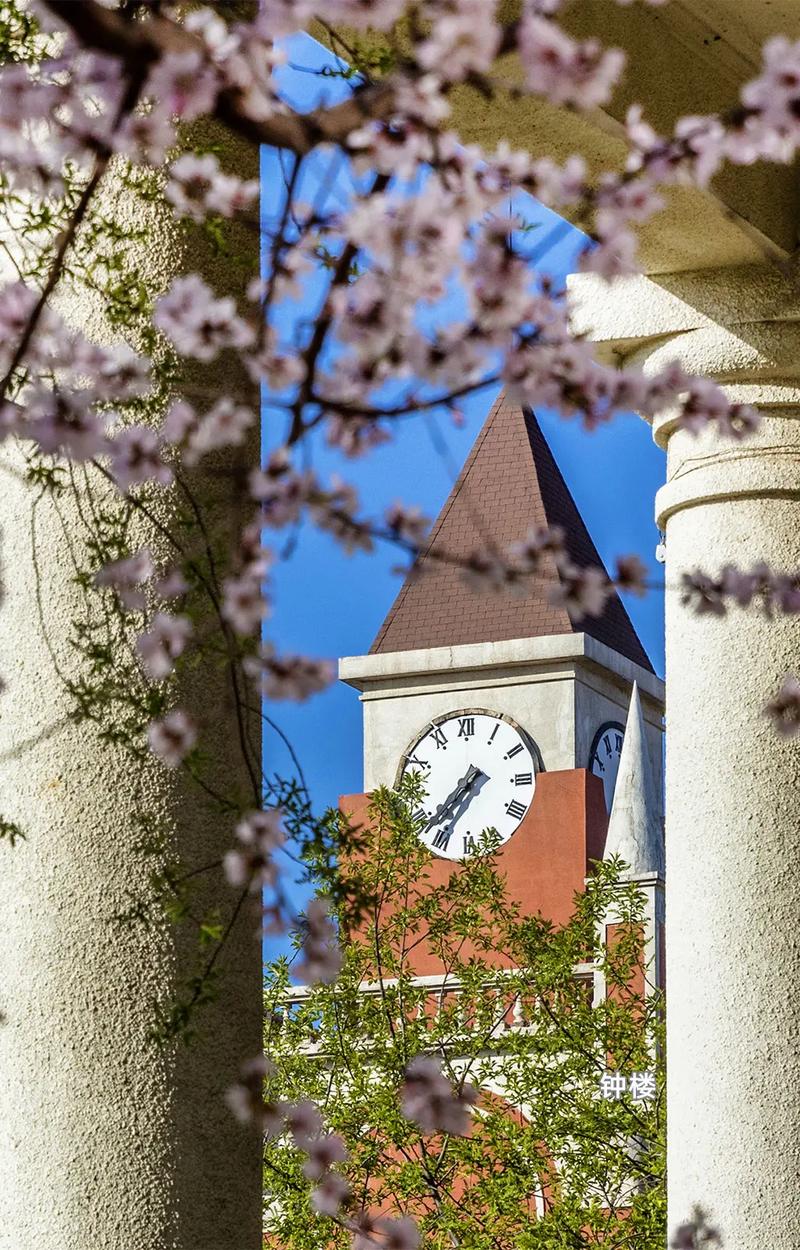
588,721,625,813
399,711,540,861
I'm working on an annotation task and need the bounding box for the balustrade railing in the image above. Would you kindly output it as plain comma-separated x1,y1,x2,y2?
266,964,595,1055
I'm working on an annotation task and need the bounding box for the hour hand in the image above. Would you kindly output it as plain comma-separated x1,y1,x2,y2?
425,765,481,833
428,766,487,849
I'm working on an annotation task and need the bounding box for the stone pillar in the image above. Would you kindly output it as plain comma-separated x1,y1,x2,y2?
0,127,263,1248
569,265,800,1250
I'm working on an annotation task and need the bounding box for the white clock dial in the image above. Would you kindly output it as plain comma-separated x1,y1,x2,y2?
400,712,540,861
588,721,625,813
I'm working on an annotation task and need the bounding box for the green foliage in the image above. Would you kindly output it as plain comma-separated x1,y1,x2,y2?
263,780,665,1249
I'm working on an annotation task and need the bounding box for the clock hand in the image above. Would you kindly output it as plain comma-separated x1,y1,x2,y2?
430,766,488,850
425,765,482,833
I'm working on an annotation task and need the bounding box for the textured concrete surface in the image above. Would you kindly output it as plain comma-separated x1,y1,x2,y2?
572,262,800,1248
0,125,263,1248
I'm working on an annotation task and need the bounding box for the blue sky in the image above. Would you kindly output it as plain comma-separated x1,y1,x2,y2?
262,33,666,830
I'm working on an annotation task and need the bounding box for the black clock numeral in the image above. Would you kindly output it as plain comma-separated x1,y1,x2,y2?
457,716,475,739
615,733,623,753
603,733,613,758
406,753,429,770
429,726,448,750
505,798,526,820
593,756,605,773
412,808,427,824
505,743,524,760
432,826,452,850
463,833,477,856
488,724,499,745
514,772,533,787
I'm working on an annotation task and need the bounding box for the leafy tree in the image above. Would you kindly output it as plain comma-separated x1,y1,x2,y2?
262,780,665,1249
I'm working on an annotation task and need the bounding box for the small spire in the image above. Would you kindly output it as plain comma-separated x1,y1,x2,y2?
605,682,664,879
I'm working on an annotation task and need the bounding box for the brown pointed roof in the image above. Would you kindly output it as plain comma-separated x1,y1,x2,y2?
371,392,653,671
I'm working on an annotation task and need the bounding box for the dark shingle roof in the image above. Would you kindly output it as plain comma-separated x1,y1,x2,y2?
370,392,653,672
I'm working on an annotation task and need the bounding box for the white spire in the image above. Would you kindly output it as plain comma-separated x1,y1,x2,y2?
604,682,664,879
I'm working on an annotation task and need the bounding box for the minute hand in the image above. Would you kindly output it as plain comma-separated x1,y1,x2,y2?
425,765,482,833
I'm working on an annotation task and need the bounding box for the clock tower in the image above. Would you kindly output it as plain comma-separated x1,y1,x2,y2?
339,392,665,943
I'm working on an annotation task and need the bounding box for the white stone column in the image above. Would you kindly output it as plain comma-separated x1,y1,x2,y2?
570,265,800,1250
0,127,263,1249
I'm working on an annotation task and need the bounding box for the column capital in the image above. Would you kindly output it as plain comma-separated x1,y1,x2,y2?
568,264,800,528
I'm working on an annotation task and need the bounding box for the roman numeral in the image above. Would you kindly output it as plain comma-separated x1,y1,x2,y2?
615,733,623,753
412,808,427,824
488,724,499,745
432,826,452,850
457,717,475,739
406,753,429,770
429,726,448,750
514,772,532,786
603,734,612,757
505,743,524,760
463,834,477,856
505,798,526,820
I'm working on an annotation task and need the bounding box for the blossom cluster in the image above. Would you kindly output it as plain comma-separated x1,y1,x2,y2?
400,1055,478,1137
681,565,800,617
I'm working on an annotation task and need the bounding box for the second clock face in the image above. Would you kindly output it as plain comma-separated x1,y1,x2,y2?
588,721,625,812
400,712,539,861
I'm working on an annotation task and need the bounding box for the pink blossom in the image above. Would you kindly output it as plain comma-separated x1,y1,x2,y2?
614,554,648,596
0,402,22,442
529,154,587,208
110,425,173,492
384,502,429,548
680,571,726,616
115,109,177,165
302,1132,348,1180
243,648,335,701
163,399,198,446
311,1172,351,1217
549,563,612,619
223,809,285,892
147,709,197,767
380,1218,421,1250
136,613,192,681
184,7,239,60
90,343,151,402
144,50,219,122
416,8,501,82
401,1056,477,1137
765,675,800,739
669,1207,722,1248
507,524,565,574
29,388,108,462
519,12,625,110
166,152,258,223
221,573,268,636
0,281,37,346
298,897,342,986
352,1216,421,1250
185,398,255,463
154,568,189,601
677,378,760,440
249,454,313,528
310,478,373,555
310,0,406,32
154,275,255,362
462,549,515,593
224,1054,284,1135
94,548,155,611
284,1099,323,1148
